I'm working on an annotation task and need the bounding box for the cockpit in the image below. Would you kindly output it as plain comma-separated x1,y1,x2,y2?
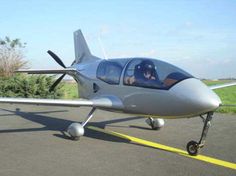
96,58,193,89
124,58,193,89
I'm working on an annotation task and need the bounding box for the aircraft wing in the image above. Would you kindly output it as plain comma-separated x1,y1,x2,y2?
0,96,124,110
16,68,77,75
209,82,236,90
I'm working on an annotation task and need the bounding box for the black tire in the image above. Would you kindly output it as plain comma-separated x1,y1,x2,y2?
151,126,160,130
187,140,199,156
150,121,160,130
70,136,80,141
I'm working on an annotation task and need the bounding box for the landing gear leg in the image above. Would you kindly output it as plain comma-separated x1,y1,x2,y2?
67,108,96,140
186,112,213,156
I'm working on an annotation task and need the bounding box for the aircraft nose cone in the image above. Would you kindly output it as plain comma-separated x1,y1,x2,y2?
170,78,222,116
198,90,221,111
206,92,222,110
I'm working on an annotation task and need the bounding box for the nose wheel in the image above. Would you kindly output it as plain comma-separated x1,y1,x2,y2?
187,140,199,156
186,112,213,156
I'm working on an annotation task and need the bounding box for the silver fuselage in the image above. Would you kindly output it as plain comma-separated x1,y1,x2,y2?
70,57,221,119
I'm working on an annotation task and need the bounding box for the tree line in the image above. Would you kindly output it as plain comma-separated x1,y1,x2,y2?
0,36,64,98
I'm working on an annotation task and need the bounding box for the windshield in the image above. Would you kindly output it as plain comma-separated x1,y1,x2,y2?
124,58,193,89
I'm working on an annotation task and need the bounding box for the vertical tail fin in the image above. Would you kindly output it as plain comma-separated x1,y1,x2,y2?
74,29,92,63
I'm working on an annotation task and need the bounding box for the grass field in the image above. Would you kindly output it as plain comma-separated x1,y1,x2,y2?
61,82,79,99
203,80,236,113
61,80,236,114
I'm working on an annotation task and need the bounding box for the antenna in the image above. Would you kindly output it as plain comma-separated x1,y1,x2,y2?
98,35,108,60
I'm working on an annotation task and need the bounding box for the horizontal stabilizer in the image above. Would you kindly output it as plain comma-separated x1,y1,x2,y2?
16,68,77,75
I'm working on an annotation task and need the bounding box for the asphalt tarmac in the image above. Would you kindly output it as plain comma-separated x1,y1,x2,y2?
0,104,235,176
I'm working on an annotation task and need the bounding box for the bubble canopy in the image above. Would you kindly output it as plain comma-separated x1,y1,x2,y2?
97,58,193,90
124,58,193,89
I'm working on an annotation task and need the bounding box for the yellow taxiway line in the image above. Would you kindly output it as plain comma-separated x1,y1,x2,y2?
87,126,236,170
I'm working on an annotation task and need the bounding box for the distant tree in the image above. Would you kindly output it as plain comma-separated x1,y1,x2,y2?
0,36,28,77
0,36,65,99
0,74,64,98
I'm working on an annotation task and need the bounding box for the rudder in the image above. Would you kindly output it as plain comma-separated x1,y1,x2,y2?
74,29,95,63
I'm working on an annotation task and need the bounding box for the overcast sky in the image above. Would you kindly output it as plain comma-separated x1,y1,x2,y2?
1,0,236,79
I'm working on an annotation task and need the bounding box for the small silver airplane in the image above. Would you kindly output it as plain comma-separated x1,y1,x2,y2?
0,29,235,156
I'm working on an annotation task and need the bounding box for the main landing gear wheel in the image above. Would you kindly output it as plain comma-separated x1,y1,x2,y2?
66,108,96,141
145,117,164,130
186,112,213,156
67,123,84,140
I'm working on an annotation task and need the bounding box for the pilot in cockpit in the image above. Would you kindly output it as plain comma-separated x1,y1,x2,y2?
134,60,162,87
139,60,157,81
125,59,163,88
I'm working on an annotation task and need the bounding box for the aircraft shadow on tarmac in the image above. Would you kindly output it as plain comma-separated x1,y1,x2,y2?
2,110,235,171
0,108,143,143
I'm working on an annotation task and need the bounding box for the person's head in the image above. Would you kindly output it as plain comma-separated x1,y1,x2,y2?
144,69,152,79
140,60,156,79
